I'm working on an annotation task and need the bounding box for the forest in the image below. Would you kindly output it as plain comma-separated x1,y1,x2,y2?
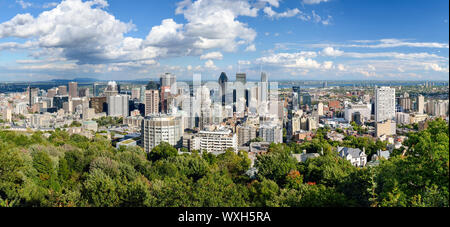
0,119,448,207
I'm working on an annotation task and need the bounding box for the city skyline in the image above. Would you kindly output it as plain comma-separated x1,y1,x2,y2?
0,0,449,82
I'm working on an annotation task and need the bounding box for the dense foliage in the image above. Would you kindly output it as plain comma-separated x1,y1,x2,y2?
0,119,448,207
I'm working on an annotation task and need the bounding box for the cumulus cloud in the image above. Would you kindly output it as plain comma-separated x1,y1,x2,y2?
200,51,224,60
322,61,333,70
263,7,301,19
204,59,218,69
175,0,258,52
0,0,260,66
321,47,343,57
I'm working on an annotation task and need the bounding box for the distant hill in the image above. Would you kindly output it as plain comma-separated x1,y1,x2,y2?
51,78,98,83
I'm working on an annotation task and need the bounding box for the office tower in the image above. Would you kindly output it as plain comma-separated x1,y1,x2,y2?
107,95,129,117
141,114,182,152
140,86,146,102
58,86,67,96
292,86,301,107
218,72,228,106
302,93,312,106
260,72,269,104
79,88,90,98
89,97,107,113
53,96,69,110
104,81,119,97
69,82,78,98
160,86,171,113
375,87,396,122
28,87,39,106
237,125,257,146
131,88,141,100
160,73,177,92
93,83,99,97
417,95,424,114
323,81,328,88
236,73,246,84
259,123,283,144
145,90,159,116
47,88,57,99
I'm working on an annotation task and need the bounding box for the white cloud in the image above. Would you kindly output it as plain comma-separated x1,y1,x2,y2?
264,7,301,19
245,44,256,52
43,2,59,8
238,60,251,65
321,47,343,57
204,60,218,69
322,61,333,70
259,0,280,8
302,0,330,4
337,64,346,71
200,51,224,60
16,0,32,9
424,63,449,73
175,0,258,52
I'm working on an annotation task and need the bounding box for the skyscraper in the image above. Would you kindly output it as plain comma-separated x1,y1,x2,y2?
417,95,424,114
69,82,78,98
260,72,269,105
145,90,159,116
218,72,228,106
131,88,141,100
160,73,177,93
58,86,67,96
104,81,119,97
107,95,129,117
375,87,396,122
236,73,246,84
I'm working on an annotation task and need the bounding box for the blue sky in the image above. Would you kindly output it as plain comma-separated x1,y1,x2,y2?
0,0,448,81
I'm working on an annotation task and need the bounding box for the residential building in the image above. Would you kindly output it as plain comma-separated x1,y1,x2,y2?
375,87,396,122
141,114,183,153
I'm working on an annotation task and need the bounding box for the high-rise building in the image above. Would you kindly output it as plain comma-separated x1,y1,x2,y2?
53,96,69,110
218,72,228,106
89,97,107,114
131,88,141,100
259,123,283,144
260,72,269,105
160,73,177,92
107,95,129,117
375,87,396,122
145,90,159,116
318,102,324,116
47,88,57,99
28,87,39,107
237,125,257,146
141,114,183,152
79,88,90,98
104,81,119,97
417,95,424,114
236,73,246,84
58,86,67,96
399,97,411,112
140,86,146,103
69,82,78,98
